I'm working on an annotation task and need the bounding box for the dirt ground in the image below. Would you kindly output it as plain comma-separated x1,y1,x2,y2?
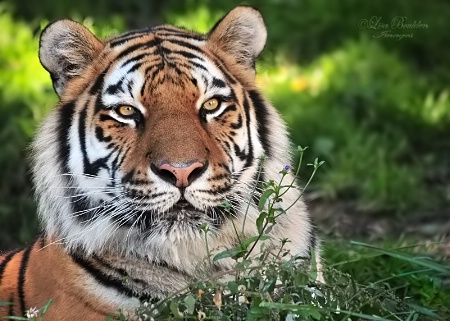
309,198,450,258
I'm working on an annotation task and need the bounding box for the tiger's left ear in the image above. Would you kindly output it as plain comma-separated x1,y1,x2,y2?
208,6,267,70
39,20,104,96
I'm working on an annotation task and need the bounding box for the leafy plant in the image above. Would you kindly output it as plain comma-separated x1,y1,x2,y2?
106,148,448,320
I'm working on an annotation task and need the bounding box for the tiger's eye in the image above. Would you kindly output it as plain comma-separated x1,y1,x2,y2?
117,106,137,117
202,98,219,111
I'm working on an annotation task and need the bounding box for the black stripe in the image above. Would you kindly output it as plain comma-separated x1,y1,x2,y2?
18,245,32,314
252,171,265,207
116,40,158,61
86,154,113,177
95,126,112,143
89,69,106,95
198,185,232,195
209,54,237,85
109,29,151,47
71,192,93,222
0,249,21,281
105,78,125,95
121,169,136,185
121,51,156,69
212,78,226,89
207,173,228,182
231,114,243,129
247,90,272,157
128,62,143,74
143,64,163,80
78,107,113,176
233,142,247,162
115,145,131,170
164,38,205,54
242,94,254,168
71,254,134,297
78,108,90,174
212,105,237,120
162,48,203,61
218,162,231,174
99,114,122,123
154,27,205,41
93,94,105,115
57,102,76,175
174,60,208,72
8,295,14,316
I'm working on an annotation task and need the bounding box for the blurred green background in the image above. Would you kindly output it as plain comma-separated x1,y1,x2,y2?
1,0,449,250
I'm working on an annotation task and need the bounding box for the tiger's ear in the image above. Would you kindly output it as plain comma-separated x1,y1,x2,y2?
208,6,267,70
39,20,104,96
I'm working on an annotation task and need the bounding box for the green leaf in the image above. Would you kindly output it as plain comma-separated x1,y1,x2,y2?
184,294,196,315
256,212,267,234
331,310,393,321
258,189,274,211
308,308,322,320
39,299,53,315
169,300,181,317
0,302,12,307
213,247,245,261
407,304,440,318
261,278,276,293
213,235,270,261
241,235,270,250
227,281,238,294
259,302,314,311
247,306,266,317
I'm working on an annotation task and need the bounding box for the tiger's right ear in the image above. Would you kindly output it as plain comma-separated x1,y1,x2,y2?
39,20,104,96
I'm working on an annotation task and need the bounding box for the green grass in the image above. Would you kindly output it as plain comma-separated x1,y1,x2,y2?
325,240,450,317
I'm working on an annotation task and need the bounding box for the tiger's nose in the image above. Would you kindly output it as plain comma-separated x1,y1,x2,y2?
151,161,207,188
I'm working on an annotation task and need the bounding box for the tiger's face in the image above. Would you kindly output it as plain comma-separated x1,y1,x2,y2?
33,7,296,256
64,30,262,234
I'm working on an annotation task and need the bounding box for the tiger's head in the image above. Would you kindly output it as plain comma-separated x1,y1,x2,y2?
33,7,312,268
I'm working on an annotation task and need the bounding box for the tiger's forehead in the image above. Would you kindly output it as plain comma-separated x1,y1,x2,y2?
101,27,232,109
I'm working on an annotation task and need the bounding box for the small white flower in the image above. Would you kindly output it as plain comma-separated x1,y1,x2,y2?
238,295,250,305
237,284,246,293
197,310,206,320
25,307,39,319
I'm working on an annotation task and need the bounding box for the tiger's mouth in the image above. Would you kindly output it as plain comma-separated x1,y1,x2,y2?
169,200,204,219
172,199,198,212
152,198,230,228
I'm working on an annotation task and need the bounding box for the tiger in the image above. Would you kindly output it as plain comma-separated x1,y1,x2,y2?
0,6,322,320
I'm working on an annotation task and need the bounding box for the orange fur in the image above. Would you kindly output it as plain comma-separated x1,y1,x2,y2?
0,240,113,320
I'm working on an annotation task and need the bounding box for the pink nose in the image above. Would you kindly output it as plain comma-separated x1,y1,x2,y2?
156,162,206,188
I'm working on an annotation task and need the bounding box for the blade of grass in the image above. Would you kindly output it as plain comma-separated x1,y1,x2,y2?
351,241,450,275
